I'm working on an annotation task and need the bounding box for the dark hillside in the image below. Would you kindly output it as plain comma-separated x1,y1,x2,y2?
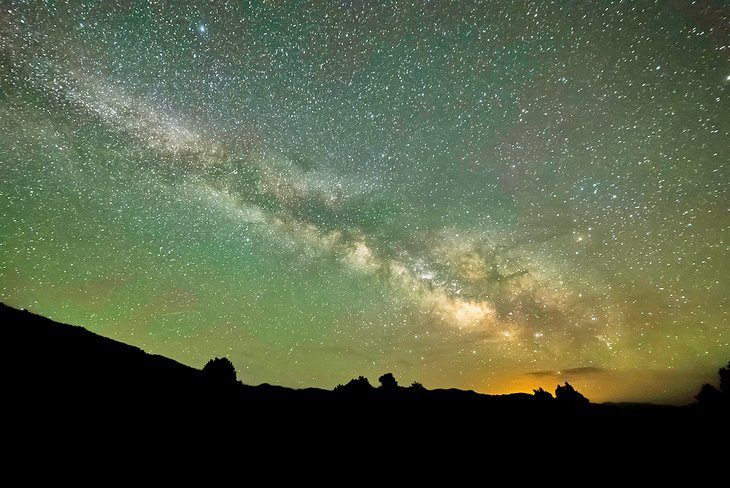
2,302,725,460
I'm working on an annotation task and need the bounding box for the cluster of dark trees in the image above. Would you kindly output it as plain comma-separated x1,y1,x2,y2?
332,371,591,405
203,353,729,410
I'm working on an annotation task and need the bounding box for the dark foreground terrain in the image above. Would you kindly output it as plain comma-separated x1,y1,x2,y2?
2,302,726,469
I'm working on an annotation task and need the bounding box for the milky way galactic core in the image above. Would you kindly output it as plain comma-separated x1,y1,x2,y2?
1,1,728,404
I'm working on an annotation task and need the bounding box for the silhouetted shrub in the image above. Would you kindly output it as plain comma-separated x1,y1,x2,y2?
696,383,723,405
695,359,730,406
336,375,374,394
719,361,730,395
410,381,426,391
555,382,589,406
203,357,237,385
379,372,398,390
533,387,554,401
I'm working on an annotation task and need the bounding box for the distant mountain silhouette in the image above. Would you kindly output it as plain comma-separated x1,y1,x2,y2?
2,302,726,462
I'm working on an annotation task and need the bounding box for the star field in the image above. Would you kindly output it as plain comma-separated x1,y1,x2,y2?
1,0,728,404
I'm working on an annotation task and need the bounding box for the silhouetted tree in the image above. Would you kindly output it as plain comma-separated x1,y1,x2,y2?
695,359,730,406
379,372,398,390
696,383,723,405
336,375,374,394
203,357,237,384
719,360,730,395
410,381,426,391
555,382,589,406
533,387,554,401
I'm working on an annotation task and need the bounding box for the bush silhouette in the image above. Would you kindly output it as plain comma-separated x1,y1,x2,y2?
202,357,237,385
336,375,374,394
555,382,589,406
533,387,554,402
379,372,398,390
719,360,730,395
410,381,426,391
695,383,723,405
695,359,730,406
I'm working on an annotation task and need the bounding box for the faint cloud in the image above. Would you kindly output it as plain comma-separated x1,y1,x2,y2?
528,367,606,378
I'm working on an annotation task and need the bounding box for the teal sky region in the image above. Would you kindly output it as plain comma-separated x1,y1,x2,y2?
1,0,728,404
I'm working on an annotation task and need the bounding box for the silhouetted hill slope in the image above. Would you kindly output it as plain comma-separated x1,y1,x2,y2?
3,303,207,404
2,302,726,460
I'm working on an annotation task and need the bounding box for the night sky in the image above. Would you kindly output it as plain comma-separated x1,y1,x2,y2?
1,1,728,404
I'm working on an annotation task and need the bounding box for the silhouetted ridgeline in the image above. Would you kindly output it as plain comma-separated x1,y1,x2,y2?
2,302,727,457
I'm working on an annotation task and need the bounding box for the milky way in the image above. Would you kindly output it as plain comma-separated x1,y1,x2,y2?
1,1,728,404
